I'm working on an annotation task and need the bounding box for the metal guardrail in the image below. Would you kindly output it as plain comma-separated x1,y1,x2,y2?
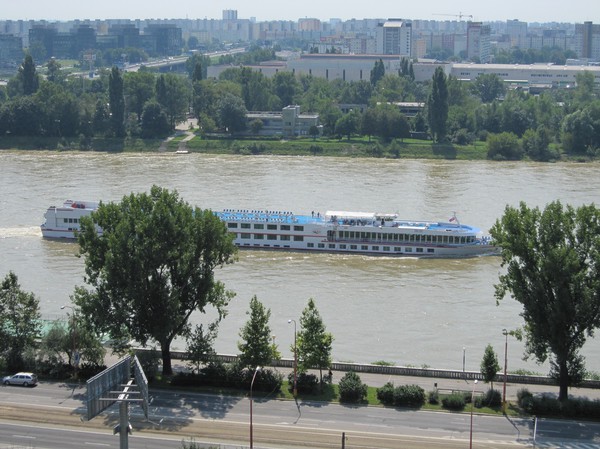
136,349,600,389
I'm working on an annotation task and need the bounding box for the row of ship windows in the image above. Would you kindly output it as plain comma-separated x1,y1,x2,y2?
334,231,474,244
63,218,80,223
234,234,300,241
237,240,435,253
228,222,300,231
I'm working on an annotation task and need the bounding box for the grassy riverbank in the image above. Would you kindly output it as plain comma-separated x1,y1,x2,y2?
0,133,490,160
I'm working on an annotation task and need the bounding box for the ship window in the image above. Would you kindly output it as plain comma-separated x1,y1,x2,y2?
349,231,355,239
241,223,251,229
254,224,264,229
293,225,304,231
307,243,314,248
372,246,379,251
267,224,277,230
281,225,290,231
394,246,402,252
361,245,368,250
318,243,325,248
328,244,336,249
350,245,357,250
339,244,347,249
405,247,413,252
267,234,277,240
416,247,423,253
460,236,466,243
69,218,74,223
427,248,435,253
63,219,68,223
255,234,264,240
281,235,290,241
293,236,304,241
443,236,448,243
383,246,390,251
227,222,238,228
241,234,251,239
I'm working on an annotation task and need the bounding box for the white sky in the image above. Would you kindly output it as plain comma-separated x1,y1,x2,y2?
1,1,598,23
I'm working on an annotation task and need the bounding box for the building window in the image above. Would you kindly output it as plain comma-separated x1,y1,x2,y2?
318,243,325,248
267,224,277,230
293,236,304,242
254,224,264,229
227,222,238,228
281,235,290,241
241,234,251,239
307,243,314,248
267,234,277,240
241,223,251,229
294,225,304,231
281,225,290,231
255,234,264,240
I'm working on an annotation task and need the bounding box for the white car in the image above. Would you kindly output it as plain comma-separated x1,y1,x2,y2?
3,372,38,387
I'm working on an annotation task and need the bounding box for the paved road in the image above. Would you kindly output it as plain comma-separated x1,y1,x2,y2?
2,377,600,449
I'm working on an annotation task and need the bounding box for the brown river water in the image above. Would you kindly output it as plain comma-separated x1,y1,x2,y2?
1,151,599,373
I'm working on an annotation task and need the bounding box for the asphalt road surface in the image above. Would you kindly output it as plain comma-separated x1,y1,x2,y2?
1,379,600,449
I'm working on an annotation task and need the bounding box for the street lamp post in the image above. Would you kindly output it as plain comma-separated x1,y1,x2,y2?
502,329,508,412
470,379,478,449
250,366,261,449
288,319,297,397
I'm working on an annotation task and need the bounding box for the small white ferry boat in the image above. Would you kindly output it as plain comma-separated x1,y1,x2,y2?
41,201,496,257
40,200,101,239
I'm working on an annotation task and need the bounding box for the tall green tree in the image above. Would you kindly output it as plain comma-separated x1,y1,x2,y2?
427,66,449,142
155,73,191,129
0,272,41,371
217,92,247,134
370,59,385,86
108,66,126,137
490,201,600,401
238,295,278,369
73,186,237,375
480,344,500,390
124,71,156,121
297,298,333,384
18,55,39,96
471,73,506,103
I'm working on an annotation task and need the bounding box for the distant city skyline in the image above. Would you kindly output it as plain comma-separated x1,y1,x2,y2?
1,0,597,24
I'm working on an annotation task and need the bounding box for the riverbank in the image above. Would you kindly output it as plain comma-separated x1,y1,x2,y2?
0,133,489,159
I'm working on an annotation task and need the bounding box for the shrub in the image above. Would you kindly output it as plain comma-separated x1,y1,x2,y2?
482,388,502,407
287,372,319,394
376,383,425,407
428,390,440,405
442,393,466,410
376,382,396,406
338,371,368,403
394,385,426,407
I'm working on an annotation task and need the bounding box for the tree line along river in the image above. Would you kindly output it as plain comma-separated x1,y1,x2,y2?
1,151,600,374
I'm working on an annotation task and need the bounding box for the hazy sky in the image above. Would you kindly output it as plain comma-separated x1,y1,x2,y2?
1,0,597,23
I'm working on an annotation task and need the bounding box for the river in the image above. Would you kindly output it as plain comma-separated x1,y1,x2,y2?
1,151,599,374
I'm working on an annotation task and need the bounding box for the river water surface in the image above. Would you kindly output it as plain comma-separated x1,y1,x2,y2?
1,151,599,374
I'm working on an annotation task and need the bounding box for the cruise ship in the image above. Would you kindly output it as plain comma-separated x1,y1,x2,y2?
41,202,497,257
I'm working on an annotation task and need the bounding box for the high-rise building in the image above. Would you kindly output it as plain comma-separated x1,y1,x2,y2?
376,19,412,56
574,21,600,60
467,22,491,63
222,10,238,21
506,19,527,48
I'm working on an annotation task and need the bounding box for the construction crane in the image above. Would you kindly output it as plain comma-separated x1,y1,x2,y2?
433,12,473,21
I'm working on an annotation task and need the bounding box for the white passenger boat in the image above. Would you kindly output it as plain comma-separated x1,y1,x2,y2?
40,200,101,239
215,209,497,258
41,202,497,257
